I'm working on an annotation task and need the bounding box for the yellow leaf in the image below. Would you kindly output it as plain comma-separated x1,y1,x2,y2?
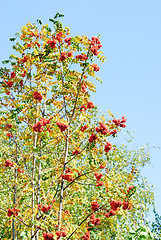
108,110,115,118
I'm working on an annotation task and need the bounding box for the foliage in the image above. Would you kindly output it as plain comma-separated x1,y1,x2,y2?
0,12,154,240
151,208,161,239
127,224,155,240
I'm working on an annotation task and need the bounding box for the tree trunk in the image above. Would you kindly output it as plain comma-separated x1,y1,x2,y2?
58,128,69,231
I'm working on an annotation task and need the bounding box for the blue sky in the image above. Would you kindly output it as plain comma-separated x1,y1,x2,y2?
0,0,161,222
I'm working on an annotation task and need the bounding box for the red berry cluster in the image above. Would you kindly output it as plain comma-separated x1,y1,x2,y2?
62,168,74,182
7,207,20,217
22,70,26,77
11,71,16,78
94,172,104,186
94,172,103,181
4,159,14,167
82,232,90,240
75,54,88,61
91,63,100,72
80,104,87,112
40,204,52,213
5,124,12,129
90,36,102,56
105,209,116,218
122,201,132,210
59,52,67,61
80,125,88,132
20,80,23,86
99,163,106,169
47,39,57,49
17,168,24,173
80,101,94,112
26,42,33,48
113,116,127,128
32,119,51,132
28,30,39,38
43,232,54,240
72,148,81,155
88,134,97,143
65,168,72,174
67,51,73,57
55,229,67,239
64,209,70,214
65,37,71,46
21,55,29,63
109,129,117,135
56,122,68,132
32,121,43,132
104,141,113,153
33,91,42,101
105,198,133,218
87,101,95,109
91,201,100,212
6,132,13,137
62,174,74,182
96,181,104,186
110,200,122,211
90,214,101,226
96,122,109,135
6,81,13,87
81,83,87,93
56,32,63,42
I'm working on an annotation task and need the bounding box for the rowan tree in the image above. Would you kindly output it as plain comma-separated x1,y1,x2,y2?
0,13,154,240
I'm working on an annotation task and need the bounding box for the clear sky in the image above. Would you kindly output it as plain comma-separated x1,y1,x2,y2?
0,0,161,222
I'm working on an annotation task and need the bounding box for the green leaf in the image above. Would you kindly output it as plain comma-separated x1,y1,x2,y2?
19,196,26,204
42,59,53,63
9,38,16,41
43,25,52,32
11,61,17,65
15,32,20,36
2,60,9,64
49,18,57,24
37,19,42,25
129,231,136,235
139,225,147,232
138,232,148,240
148,232,154,239
0,70,4,77
54,12,64,19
